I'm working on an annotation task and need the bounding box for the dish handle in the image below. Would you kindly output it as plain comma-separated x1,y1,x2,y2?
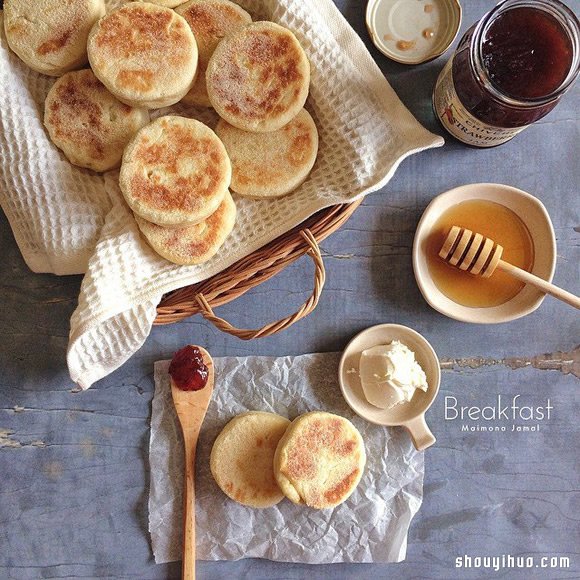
405,415,436,451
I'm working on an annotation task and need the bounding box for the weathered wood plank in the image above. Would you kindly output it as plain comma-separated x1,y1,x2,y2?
1,0,578,578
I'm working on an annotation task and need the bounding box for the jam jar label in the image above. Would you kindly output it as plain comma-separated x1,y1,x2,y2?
433,59,527,147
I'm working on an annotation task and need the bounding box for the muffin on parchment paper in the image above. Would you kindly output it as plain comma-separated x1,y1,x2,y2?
3,0,105,76
87,2,198,109
274,411,366,509
210,412,291,508
44,69,149,172
176,0,252,107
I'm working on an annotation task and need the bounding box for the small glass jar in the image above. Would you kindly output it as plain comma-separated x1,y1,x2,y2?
433,0,580,147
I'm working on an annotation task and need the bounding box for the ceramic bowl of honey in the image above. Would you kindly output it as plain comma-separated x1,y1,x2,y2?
413,183,556,323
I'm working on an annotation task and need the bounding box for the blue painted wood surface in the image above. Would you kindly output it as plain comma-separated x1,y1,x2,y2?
1,1,578,578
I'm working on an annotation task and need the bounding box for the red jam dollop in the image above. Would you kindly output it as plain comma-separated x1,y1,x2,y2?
169,345,209,391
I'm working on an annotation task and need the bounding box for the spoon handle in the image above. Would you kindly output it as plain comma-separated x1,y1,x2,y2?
498,260,580,309
182,434,197,580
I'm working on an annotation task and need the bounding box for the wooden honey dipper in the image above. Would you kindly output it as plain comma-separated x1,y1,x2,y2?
440,226,580,309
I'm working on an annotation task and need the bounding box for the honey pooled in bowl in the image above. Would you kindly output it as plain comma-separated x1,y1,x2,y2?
425,200,534,307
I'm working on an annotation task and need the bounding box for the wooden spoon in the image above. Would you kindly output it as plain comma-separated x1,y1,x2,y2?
440,226,580,309
171,347,215,580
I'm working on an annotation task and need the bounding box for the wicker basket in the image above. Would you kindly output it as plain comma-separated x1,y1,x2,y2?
154,199,363,338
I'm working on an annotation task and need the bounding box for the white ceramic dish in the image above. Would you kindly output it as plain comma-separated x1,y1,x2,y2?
339,324,440,450
413,183,557,324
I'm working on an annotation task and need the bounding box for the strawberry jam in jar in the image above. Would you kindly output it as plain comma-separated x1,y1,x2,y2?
433,0,580,147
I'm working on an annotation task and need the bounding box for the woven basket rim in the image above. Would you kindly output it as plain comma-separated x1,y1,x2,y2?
154,199,362,326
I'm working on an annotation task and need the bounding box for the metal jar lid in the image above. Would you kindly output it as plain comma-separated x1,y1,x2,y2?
366,0,462,64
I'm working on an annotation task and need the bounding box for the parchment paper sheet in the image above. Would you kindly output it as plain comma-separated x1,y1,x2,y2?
149,352,424,564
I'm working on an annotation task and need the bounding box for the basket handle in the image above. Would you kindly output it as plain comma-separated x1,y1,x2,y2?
194,230,325,339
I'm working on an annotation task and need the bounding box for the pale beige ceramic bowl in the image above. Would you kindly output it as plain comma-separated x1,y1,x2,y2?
413,183,557,324
339,324,440,451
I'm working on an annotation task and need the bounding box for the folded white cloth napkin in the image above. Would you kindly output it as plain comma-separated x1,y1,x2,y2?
0,1,443,389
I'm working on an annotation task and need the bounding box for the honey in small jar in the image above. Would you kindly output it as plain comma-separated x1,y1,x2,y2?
425,200,535,307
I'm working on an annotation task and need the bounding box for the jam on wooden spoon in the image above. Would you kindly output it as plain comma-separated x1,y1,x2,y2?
169,346,214,580
169,345,209,391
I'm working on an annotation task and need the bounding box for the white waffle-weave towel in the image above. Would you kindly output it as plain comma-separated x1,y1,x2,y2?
0,1,443,389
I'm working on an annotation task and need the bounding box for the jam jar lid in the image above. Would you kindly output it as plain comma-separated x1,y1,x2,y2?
366,0,462,64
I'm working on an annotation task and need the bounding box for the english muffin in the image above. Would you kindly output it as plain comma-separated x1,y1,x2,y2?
120,116,231,228
3,0,105,76
206,21,310,132
274,412,366,509
210,412,291,508
176,0,252,107
216,108,318,198
44,69,149,172
133,0,186,7
135,191,236,265
87,3,198,109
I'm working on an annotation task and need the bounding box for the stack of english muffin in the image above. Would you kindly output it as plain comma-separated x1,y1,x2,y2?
4,0,319,266
210,410,367,509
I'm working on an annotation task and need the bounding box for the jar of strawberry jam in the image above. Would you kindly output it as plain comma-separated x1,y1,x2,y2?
433,0,580,147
